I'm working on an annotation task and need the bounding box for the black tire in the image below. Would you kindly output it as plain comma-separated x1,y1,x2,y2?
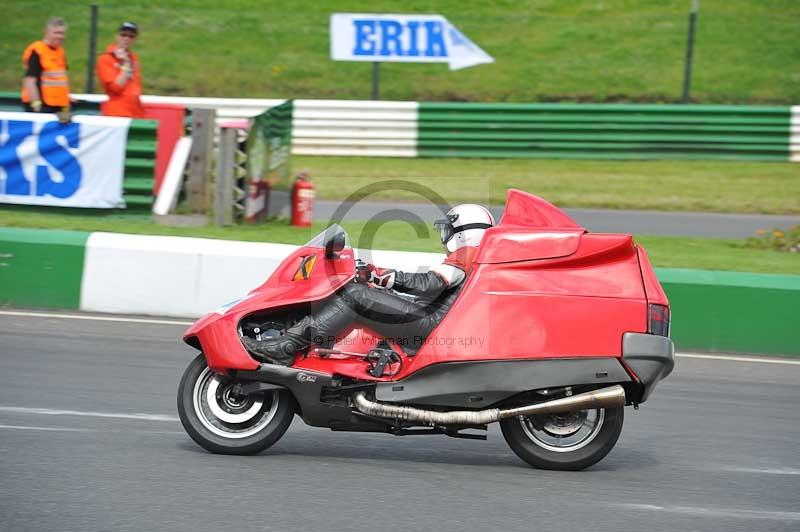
500,405,624,471
177,353,294,455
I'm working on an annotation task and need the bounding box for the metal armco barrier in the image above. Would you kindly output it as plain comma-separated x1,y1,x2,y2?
292,100,418,157
417,102,793,161
3,92,797,164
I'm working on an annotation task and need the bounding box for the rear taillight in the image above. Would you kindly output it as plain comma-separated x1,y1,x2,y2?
648,304,670,337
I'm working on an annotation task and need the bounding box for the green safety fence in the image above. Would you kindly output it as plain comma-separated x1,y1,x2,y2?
418,102,792,161
1,90,157,209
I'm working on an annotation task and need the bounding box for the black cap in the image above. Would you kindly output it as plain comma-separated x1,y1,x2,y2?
118,22,138,35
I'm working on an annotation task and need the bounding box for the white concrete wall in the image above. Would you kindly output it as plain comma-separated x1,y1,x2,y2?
80,232,441,318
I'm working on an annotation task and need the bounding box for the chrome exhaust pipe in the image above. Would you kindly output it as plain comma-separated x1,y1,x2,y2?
353,385,626,426
497,385,626,419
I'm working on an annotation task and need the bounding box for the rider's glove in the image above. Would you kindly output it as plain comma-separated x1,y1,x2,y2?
355,260,396,289
30,100,42,112
370,266,396,289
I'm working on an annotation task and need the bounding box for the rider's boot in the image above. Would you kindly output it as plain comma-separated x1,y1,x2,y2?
241,296,355,366
241,315,314,366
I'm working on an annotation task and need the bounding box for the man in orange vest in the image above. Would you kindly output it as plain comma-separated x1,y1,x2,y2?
96,22,144,118
21,17,71,114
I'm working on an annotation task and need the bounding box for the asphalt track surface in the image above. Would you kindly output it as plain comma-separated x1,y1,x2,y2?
1,310,799,532
315,199,800,238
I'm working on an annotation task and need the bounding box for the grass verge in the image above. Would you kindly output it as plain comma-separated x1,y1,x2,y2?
295,156,800,215
1,208,797,275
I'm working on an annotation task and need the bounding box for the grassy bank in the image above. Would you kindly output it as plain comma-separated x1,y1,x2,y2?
1,208,797,274
2,1,798,103
296,157,800,214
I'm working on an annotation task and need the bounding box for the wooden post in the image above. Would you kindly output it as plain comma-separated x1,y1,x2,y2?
187,108,215,212
214,127,236,226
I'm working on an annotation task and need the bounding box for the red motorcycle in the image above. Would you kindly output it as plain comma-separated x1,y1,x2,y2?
177,189,674,470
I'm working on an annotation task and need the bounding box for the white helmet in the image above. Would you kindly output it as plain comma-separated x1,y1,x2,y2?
434,204,495,253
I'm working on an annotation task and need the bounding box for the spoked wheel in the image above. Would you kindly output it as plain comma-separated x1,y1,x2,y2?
177,354,294,455
500,404,624,471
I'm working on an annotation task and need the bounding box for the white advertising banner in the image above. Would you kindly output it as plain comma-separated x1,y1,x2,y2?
330,13,494,70
0,112,131,208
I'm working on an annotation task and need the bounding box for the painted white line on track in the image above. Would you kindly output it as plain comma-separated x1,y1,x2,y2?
0,424,185,435
2,310,799,365
0,310,192,326
616,503,800,522
676,353,800,365
0,406,179,422
721,466,800,476
0,424,93,432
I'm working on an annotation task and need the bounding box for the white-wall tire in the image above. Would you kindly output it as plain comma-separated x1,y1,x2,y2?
177,353,294,455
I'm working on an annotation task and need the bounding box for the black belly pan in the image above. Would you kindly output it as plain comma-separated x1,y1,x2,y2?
375,357,632,408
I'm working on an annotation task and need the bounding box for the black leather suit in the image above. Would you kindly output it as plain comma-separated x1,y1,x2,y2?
303,269,464,353
242,264,468,365
278,271,463,353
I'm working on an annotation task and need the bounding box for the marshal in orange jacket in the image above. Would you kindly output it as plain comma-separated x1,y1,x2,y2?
22,40,70,108
96,43,144,118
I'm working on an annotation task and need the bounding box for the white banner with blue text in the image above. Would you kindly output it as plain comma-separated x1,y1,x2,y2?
0,112,131,208
330,13,494,70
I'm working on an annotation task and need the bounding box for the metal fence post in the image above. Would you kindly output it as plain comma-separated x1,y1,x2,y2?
682,0,699,103
214,127,236,226
187,108,215,212
86,4,99,93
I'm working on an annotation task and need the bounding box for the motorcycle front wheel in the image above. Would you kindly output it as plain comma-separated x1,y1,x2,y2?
177,353,295,455
500,405,623,471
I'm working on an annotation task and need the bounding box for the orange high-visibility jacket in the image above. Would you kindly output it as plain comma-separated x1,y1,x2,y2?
96,43,144,118
21,40,70,107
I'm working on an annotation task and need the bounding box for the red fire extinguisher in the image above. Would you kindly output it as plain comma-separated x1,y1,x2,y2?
291,171,315,227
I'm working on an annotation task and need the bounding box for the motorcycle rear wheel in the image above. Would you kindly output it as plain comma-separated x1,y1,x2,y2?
500,405,623,471
177,353,294,455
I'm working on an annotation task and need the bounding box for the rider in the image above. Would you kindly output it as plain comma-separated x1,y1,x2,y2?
241,204,495,366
